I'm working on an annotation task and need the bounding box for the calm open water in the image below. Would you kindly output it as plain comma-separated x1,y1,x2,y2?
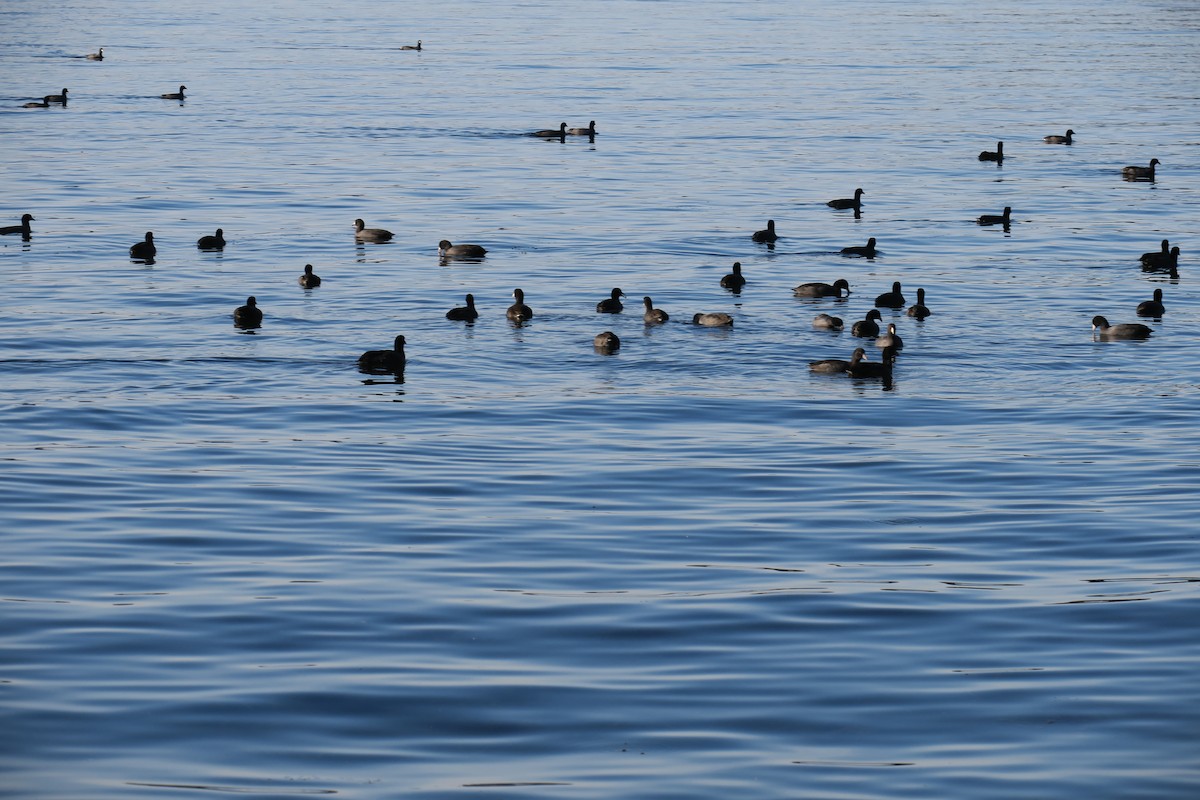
2,1,1199,798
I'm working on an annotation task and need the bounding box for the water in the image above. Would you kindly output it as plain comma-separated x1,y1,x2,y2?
3,1,1199,797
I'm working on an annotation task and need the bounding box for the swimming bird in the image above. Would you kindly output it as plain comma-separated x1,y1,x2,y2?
1044,129,1074,144
233,296,263,328
531,122,567,138
596,287,625,313
446,293,478,321
358,335,406,371
848,346,897,379
567,121,596,136
1122,159,1159,180
906,288,932,319
642,296,669,324
1136,289,1165,317
841,237,877,257
693,312,733,327
977,206,1012,226
507,288,533,321
196,228,225,249
827,188,864,211
851,309,883,337
129,231,156,260
1142,246,1181,274
400,40,422,50
1091,315,1151,340
46,88,68,103
751,219,778,242
298,264,321,288
22,96,52,108
979,141,1003,162
720,261,746,290
812,313,844,331
1139,240,1173,268
161,85,186,100
86,48,104,60
594,331,620,352
354,218,393,242
874,281,905,308
875,322,903,350
439,239,487,258
793,278,851,298
0,214,34,238
809,348,864,374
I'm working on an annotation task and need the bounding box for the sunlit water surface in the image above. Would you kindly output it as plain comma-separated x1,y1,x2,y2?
2,1,1199,798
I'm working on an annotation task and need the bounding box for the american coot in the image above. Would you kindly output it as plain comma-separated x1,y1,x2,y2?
751,219,778,243
359,335,406,371
840,237,877,257
827,188,864,211
439,239,487,258
446,293,478,321
46,88,68,103
1139,240,1170,265
793,278,851,298
851,309,882,337
567,121,596,136
86,48,104,60
875,322,903,350
594,331,620,352
874,281,905,308
849,346,898,378
720,262,746,290
298,264,321,288
643,296,669,325
1091,315,1151,339
400,40,422,50
906,288,932,319
809,348,863,374
1044,129,1074,144
1122,159,1159,180
1135,289,1165,318
693,312,733,327
597,287,625,314
507,289,533,321
354,218,393,242
812,313,844,331
22,96,52,108
0,214,34,237
161,85,186,100
979,141,1003,162
197,228,225,249
977,206,1012,226
129,231,156,260
531,123,567,138
233,296,263,328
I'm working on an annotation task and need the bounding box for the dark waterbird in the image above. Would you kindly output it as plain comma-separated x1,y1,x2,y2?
851,309,882,337
197,228,225,249
1122,159,1159,180
977,206,1012,226
594,331,620,352
507,289,533,321
692,312,733,327
841,237,876,257
874,281,905,308
400,40,422,50
567,121,597,136
906,288,932,319
298,264,321,288
22,96,52,108
1135,289,1165,318
642,296,668,324
596,287,625,314
446,294,479,321
1091,316,1151,340
46,88,68,103
812,314,843,331
720,262,746,290
129,231,156,260
358,335,406,372
979,141,1003,162
793,278,850,298
1044,129,1074,144
354,218,393,242
439,240,487,258
0,214,34,238
233,296,263,328
751,219,778,243
827,188,864,211
531,122,567,138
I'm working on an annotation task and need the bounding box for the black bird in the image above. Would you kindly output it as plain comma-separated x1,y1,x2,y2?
233,296,263,328
596,287,625,313
977,207,1012,226
197,228,225,249
851,309,882,337
507,289,534,321
979,141,1003,162
906,288,932,319
720,262,746,290
827,188,864,211
751,219,778,243
1135,289,1165,318
840,237,876,257
359,335,406,371
874,281,905,308
446,294,479,321
1044,129,1074,144
130,231,156,260
298,264,321,288
0,214,34,238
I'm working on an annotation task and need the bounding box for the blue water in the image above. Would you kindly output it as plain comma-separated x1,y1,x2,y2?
3,1,1199,797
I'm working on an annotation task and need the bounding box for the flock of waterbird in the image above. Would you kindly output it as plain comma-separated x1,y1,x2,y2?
8,47,1182,384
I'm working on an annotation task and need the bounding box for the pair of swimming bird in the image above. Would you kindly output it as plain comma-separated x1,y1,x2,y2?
531,121,598,138
352,219,487,258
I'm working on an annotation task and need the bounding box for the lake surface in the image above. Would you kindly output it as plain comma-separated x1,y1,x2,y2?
2,1,1199,797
